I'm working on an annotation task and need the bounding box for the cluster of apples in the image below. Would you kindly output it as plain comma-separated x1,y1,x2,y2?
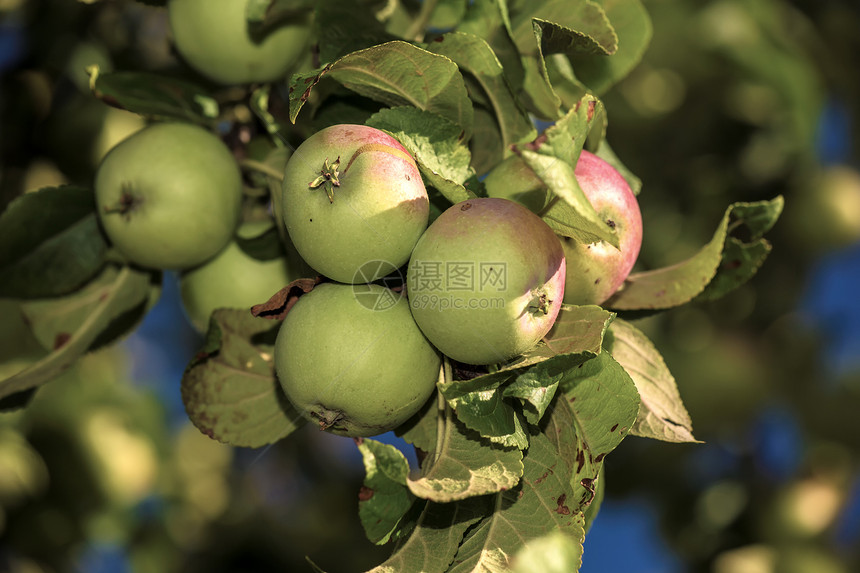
272,124,643,437
92,119,642,438
92,91,644,434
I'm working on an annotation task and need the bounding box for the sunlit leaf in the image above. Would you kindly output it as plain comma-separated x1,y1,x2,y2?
605,318,698,443
289,41,474,138
366,106,475,204
407,405,523,502
606,197,783,310
425,32,536,152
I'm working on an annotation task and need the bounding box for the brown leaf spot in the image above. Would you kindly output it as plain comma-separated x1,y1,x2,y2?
580,478,596,506
358,486,374,502
724,259,742,270
576,449,586,473
586,100,596,121
610,424,618,432
555,493,571,515
522,133,548,151
53,333,71,350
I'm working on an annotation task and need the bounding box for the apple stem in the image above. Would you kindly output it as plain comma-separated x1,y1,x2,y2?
309,156,342,203
102,183,141,220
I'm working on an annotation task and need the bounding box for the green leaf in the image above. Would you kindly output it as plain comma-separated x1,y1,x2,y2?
540,304,615,360
314,0,400,63
510,529,585,573
246,0,313,28
288,41,474,138
424,32,537,152
19,270,159,353
590,139,642,195
407,406,524,502
559,352,640,508
447,402,586,572
468,104,506,176
356,438,417,545
459,0,525,92
696,238,772,302
605,318,698,443
514,99,622,249
502,370,561,427
568,0,653,95
518,52,563,120
511,0,616,119
395,391,440,456
543,53,589,112
0,264,153,400
510,0,617,57
181,309,305,447
0,186,108,298
249,85,289,148
87,65,219,126
606,196,784,310
440,371,530,449
365,106,476,204
365,498,488,573
437,305,614,443
234,224,287,262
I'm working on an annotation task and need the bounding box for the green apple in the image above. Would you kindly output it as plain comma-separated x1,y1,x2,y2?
179,220,313,333
485,150,643,305
281,124,430,284
406,197,566,365
274,282,441,437
94,122,242,270
168,0,312,85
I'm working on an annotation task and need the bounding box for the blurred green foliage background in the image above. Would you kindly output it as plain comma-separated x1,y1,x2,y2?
1,0,860,572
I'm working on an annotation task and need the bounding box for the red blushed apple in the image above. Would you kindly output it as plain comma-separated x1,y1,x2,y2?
281,124,430,284
563,150,643,305
406,197,566,366
484,150,643,306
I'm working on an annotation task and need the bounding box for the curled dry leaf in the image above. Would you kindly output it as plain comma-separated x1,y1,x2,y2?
250,277,321,320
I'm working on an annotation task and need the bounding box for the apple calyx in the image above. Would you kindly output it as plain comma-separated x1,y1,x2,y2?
312,406,345,431
527,290,552,315
102,183,142,220
309,156,342,203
